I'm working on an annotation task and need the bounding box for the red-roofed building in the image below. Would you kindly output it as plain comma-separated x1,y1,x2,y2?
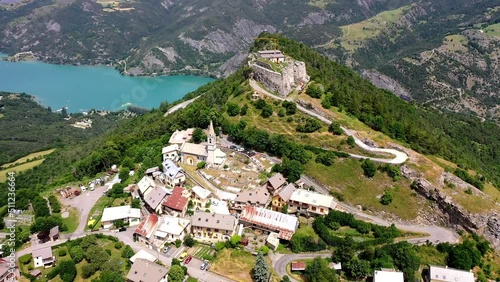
162,187,189,217
291,261,306,271
134,214,159,246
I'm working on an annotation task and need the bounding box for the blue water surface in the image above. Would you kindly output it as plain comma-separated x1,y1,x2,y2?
0,58,214,112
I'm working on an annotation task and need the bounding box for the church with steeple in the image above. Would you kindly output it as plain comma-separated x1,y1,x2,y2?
165,121,226,168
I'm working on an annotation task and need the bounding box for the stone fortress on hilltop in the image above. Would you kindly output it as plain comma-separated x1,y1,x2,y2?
248,50,310,97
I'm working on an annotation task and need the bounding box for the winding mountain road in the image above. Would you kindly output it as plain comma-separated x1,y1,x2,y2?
164,96,200,117
249,79,408,164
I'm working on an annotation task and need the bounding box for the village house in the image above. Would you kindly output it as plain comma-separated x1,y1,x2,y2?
129,250,157,264
162,144,179,162
32,247,55,268
144,167,160,178
272,183,296,212
37,225,60,244
291,261,306,272
427,265,474,282
154,215,191,244
232,185,271,212
191,211,238,242
161,159,185,188
266,173,287,194
239,206,298,241
169,128,195,145
126,258,168,282
101,205,141,229
144,186,171,214
162,187,189,217
137,176,156,197
374,269,404,282
0,258,15,282
190,186,212,209
258,50,286,64
134,214,160,247
288,188,337,216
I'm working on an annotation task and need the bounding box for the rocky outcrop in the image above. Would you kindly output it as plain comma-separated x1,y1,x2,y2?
401,165,500,250
362,70,411,100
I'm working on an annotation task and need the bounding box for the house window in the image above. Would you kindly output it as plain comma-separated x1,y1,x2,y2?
312,206,316,211
215,229,219,232
207,228,211,232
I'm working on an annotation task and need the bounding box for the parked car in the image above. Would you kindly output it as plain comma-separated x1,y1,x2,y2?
184,255,193,265
229,145,238,150
118,227,127,232
179,252,188,260
200,259,209,270
163,246,171,253
205,263,211,271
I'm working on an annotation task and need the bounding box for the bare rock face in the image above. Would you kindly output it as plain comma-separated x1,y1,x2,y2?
362,70,411,100
402,165,500,250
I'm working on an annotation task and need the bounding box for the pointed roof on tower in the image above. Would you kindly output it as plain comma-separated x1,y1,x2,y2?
208,120,215,136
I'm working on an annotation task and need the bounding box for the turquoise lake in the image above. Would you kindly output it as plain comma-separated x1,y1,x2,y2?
0,57,214,112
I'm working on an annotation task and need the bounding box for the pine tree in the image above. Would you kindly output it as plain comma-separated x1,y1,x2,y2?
253,252,269,282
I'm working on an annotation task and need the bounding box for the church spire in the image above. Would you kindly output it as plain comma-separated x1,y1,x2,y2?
208,120,215,136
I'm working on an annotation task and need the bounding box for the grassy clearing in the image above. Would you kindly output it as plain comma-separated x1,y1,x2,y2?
227,93,391,158
305,157,420,220
337,5,410,51
483,23,500,37
1,148,55,168
441,34,468,52
416,245,447,266
59,207,80,233
211,249,256,282
85,196,113,231
0,159,45,182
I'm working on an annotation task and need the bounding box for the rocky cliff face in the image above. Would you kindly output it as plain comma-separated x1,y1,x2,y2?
401,165,500,250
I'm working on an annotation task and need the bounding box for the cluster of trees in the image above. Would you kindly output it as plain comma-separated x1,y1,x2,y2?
361,159,377,178
48,195,61,213
328,122,342,135
296,117,322,133
304,257,338,282
437,236,490,271
252,33,500,188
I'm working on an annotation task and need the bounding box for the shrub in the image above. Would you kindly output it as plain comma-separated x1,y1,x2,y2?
260,245,269,255
254,98,267,109
202,254,215,261
328,122,343,135
215,242,225,251
196,161,206,169
105,249,112,255
69,246,84,263
114,242,123,249
278,108,286,117
361,159,377,178
175,239,182,248
240,104,248,116
380,190,393,205
347,136,355,147
227,102,241,116
230,235,242,247
19,254,32,265
58,249,67,257
183,235,196,247
81,263,98,279
261,104,273,118
315,151,336,166
121,245,134,259
296,118,322,133
306,84,323,98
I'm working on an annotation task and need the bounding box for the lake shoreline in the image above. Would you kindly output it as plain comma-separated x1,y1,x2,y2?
0,58,214,113
0,51,218,79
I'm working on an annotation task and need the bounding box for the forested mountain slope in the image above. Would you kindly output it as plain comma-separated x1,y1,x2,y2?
0,92,122,166
2,0,498,120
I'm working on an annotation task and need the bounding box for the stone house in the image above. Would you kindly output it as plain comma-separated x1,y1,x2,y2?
161,159,185,188
231,185,270,212
288,188,337,216
153,215,191,244
32,247,55,268
162,187,189,217
134,214,160,247
266,173,287,194
190,186,212,209
271,183,296,212
101,205,141,229
126,258,168,282
191,212,237,242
